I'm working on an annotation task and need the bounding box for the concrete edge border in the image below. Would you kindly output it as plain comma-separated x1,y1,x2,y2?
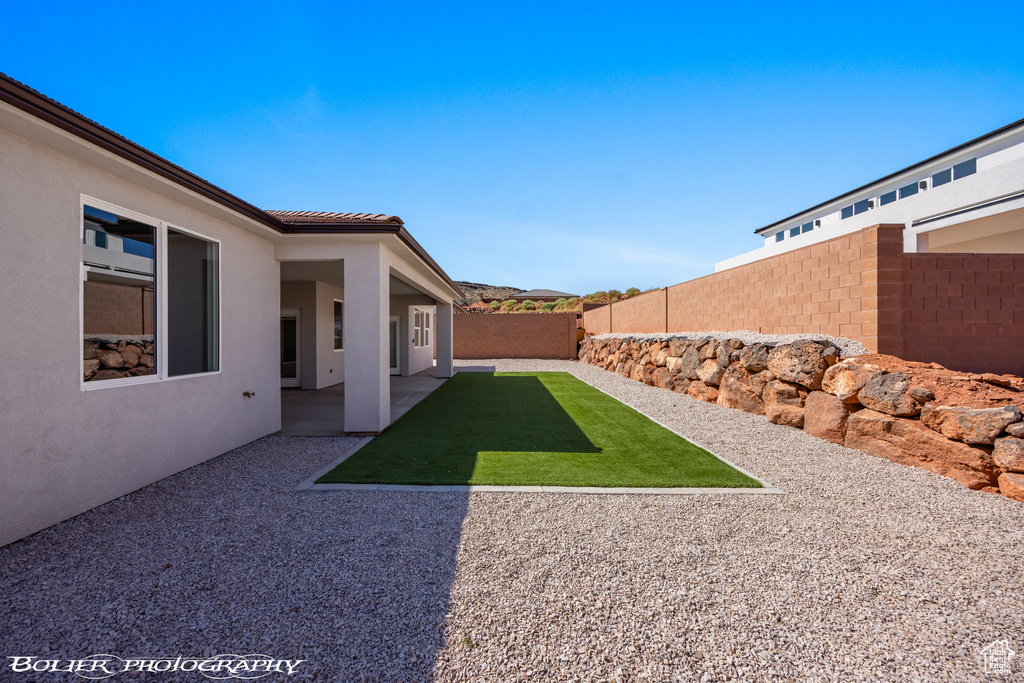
294,367,786,495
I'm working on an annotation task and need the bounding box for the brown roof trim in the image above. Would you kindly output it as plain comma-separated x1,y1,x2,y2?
0,72,462,298
0,72,287,233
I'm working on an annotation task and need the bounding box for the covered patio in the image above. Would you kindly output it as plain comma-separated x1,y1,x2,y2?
279,373,447,436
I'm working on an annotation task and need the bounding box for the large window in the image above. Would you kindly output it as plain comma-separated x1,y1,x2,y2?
82,199,220,386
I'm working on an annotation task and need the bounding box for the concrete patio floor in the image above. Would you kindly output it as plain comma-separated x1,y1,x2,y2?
279,375,447,436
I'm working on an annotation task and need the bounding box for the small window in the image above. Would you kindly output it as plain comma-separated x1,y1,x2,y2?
932,168,952,188
413,308,432,348
880,190,897,206
854,199,871,215
899,182,919,199
775,232,785,243
333,301,343,350
841,206,854,219
801,222,813,234
953,158,977,179
789,227,800,238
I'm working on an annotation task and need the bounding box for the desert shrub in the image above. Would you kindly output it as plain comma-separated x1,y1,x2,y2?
566,297,579,306
540,301,556,311
489,300,501,310
625,287,640,298
588,291,608,301
607,289,622,300
522,300,536,310
554,298,568,306
501,299,518,311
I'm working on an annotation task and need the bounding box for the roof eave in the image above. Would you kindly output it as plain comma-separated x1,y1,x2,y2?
754,115,1024,235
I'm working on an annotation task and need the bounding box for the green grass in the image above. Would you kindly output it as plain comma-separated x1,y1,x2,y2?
316,372,760,488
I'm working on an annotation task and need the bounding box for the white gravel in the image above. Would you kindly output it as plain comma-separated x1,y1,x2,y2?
590,330,868,356
2,359,1022,682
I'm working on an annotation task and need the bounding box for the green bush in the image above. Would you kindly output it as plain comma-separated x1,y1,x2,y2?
540,301,556,311
625,287,640,298
566,297,579,306
588,291,608,301
489,300,501,310
522,300,536,310
607,289,622,300
501,299,518,311
554,298,568,306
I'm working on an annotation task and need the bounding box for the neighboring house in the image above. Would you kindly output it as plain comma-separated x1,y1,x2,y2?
717,117,1024,271
0,73,462,547
485,288,579,303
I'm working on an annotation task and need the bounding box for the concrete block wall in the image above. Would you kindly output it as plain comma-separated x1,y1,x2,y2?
903,253,1024,375
582,224,1024,375
454,313,578,359
83,281,154,335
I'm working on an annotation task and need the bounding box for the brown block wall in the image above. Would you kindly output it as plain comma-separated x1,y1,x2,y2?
902,253,1024,375
583,304,611,335
610,288,667,334
584,225,904,353
83,281,154,335
454,313,578,359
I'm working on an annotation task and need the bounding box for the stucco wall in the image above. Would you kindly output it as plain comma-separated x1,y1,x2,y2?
0,124,281,547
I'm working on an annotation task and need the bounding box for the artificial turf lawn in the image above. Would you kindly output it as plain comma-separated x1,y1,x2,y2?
316,371,761,488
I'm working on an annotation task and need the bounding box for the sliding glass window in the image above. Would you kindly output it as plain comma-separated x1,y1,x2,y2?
82,205,157,382
167,228,219,376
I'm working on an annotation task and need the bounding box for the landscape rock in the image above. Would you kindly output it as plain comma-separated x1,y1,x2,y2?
1007,423,1024,438
980,373,1013,388
687,381,719,404
697,359,726,386
803,391,852,445
910,387,935,404
84,341,98,360
739,344,770,372
762,380,806,407
91,369,126,381
672,378,691,394
766,403,804,428
653,368,674,390
700,342,717,360
83,359,100,377
95,349,125,370
120,345,142,368
998,472,1024,502
665,356,683,374
749,370,774,397
920,404,1022,445
993,437,1024,472
668,339,688,357
857,372,921,417
767,340,829,390
822,346,840,366
716,364,765,416
680,348,703,381
846,410,995,489
822,360,884,404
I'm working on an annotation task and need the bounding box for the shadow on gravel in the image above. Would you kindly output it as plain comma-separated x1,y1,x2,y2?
0,436,468,682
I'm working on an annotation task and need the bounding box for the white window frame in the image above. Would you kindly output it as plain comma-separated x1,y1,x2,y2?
412,307,432,348
80,195,222,391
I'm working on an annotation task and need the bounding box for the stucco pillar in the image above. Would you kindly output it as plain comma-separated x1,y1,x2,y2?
435,302,454,378
343,245,390,433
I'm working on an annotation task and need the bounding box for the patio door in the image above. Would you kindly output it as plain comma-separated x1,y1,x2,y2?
389,316,400,375
281,310,301,388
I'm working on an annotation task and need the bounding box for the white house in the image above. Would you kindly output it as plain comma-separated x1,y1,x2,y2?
0,73,462,547
717,117,1024,271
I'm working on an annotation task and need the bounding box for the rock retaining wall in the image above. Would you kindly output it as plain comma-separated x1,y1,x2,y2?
83,336,155,382
579,335,1024,501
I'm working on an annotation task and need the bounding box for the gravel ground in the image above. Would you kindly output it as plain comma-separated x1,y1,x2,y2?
2,359,1022,682
589,331,868,356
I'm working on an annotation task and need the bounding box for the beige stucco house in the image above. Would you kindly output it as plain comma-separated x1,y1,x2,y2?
0,73,462,547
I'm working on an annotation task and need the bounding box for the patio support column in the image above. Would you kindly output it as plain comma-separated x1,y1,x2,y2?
435,302,454,378
343,244,390,433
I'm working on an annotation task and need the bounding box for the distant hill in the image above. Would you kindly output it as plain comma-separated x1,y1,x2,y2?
454,281,525,305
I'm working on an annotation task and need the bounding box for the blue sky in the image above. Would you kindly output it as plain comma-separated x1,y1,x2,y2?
4,1,1023,294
